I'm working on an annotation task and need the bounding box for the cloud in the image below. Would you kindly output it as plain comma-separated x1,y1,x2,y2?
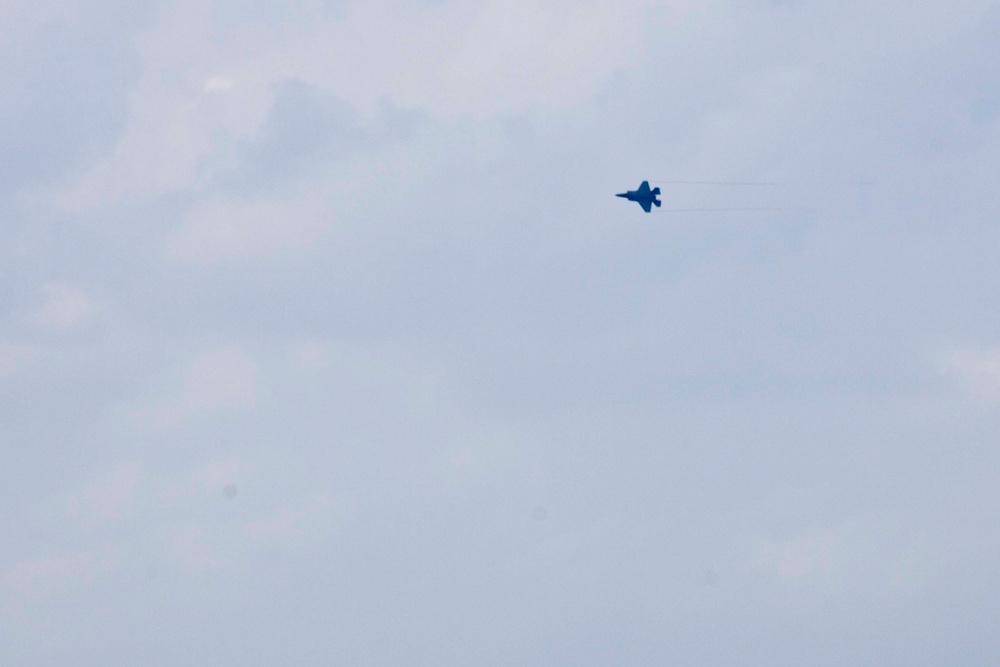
749,516,928,595
203,76,236,93
161,523,218,569
50,1,271,209
0,1,154,196
5,1,1000,664
943,347,1000,402
380,0,644,115
159,456,242,502
160,78,423,262
164,188,330,261
30,283,95,329
145,345,259,427
0,343,36,379
217,79,368,195
0,548,114,608
282,337,448,424
156,0,648,118
67,463,145,523
242,492,340,541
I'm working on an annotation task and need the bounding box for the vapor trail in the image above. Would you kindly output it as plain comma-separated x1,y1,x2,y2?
654,181,784,185
652,180,873,186
659,207,794,212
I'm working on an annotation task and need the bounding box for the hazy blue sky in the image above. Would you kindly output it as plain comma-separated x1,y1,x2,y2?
3,1,1000,664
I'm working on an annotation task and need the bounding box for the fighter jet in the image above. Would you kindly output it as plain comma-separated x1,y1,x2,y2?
616,181,661,212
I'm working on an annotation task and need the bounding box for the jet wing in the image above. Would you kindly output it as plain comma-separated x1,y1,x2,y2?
638,199,653,213
636,181,651,195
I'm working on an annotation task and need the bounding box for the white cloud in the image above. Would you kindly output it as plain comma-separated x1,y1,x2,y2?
749,516,928,595
31,283,94,329
203,76,236,93
189,456,241,491
159,456,242,502
146,345,259,427
283,337,448,421
161,523,219,569
242,492,338,541
0,343,36,379
357,0,645,116
67,462,145,523
943,347,1000,402
52,0,273,209
53,0,649,213
752,528,837,581
0,548,114,607
287,338,331,371
165,0,649,118
165,194,322,261
5,0,1000,661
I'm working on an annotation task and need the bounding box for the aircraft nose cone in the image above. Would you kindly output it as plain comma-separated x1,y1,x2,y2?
615,193,627,198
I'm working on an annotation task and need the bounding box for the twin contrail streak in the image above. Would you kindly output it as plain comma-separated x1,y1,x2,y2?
660,207,794,212
654,180,785,186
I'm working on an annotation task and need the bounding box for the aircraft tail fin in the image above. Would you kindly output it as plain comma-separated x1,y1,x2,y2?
651,187,661,195
653,199,662,208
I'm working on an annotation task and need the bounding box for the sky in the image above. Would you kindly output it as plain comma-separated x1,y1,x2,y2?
2,0,1000,664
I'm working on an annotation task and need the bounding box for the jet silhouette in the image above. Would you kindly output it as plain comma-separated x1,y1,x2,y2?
616,181,661,212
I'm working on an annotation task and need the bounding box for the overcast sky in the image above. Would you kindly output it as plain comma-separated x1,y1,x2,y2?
3,1,1000,664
